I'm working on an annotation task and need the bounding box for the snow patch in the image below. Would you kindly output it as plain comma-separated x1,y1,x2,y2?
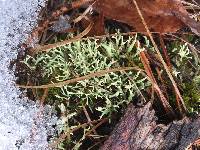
0,0,56,149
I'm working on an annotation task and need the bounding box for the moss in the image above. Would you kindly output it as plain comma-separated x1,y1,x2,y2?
183,82,200,114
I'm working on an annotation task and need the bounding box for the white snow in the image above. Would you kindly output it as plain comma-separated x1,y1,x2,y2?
0,0,56,149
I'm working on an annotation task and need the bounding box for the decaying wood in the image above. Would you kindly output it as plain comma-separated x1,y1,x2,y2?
101,102,200,150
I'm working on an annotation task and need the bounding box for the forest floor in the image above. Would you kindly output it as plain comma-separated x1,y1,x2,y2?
7,0,200,149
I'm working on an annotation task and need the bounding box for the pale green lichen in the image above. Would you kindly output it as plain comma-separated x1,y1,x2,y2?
23,34,150,149
24,34,150,117
23,33,200,149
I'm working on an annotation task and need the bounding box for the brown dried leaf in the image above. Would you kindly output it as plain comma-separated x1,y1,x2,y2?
81,14,105,36
95,0,200,34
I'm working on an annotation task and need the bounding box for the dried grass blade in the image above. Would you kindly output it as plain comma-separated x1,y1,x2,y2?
139,50,174,114
49,118,107,148
31,21,93,54
17,67,143,89
26,0,95,45
159,34,172,70
132,0,187,113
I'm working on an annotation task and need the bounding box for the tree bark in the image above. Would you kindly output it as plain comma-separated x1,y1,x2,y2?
101,102,200,150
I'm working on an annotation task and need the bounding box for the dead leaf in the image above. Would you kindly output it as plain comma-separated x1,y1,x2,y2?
95,0,200,34
81,13,105,36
